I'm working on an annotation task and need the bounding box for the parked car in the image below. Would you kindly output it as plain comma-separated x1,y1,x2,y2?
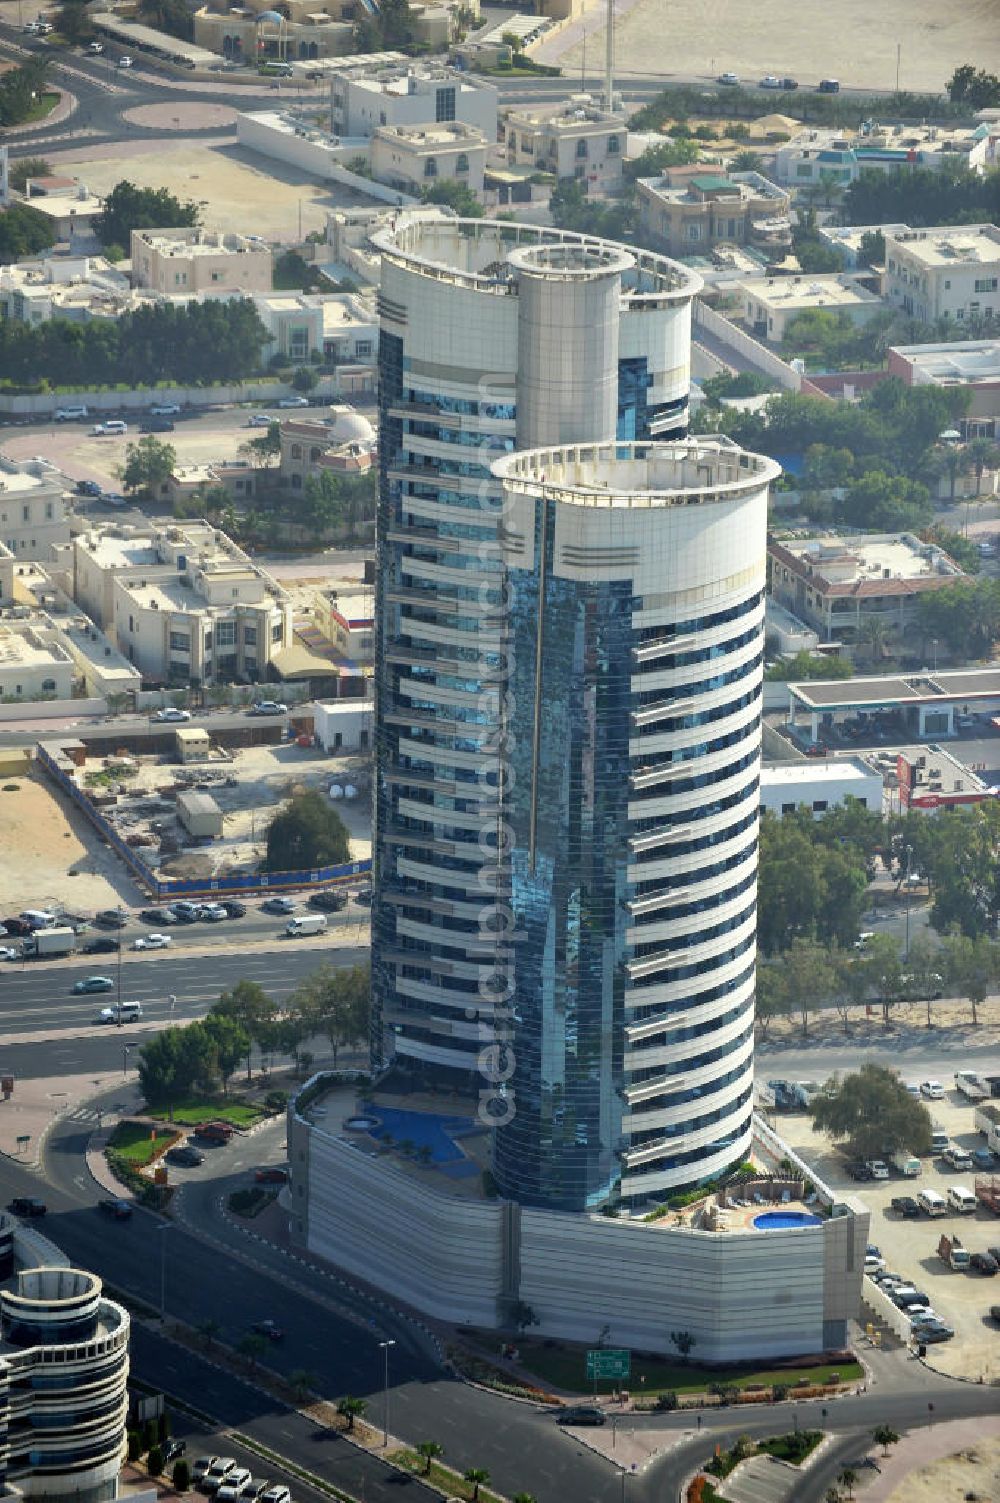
865,1160,890,1180
890,1195,920,1218
920,1080,945,1099
98,1197,133,1220
0,945,18,961
251,1318,284,1341
192,1457,222,1484
95,909,128,928
221,900,247,918
260,1489,291,1503
557,1405,606,1426
166,1144,205,1167
55,405,88,421
943,1146,973,1171
73,975,114,994
9,1195,47,1219
199,903,228,922
353,888,373,907
140,908,176,925
972,1148,996,1170
76,478,103,496
154,707,192,722
780,76,799,89
246,414,274,428
163,1439,187,1464
91,420,128,437
84,937,121,954
236,1480,267,1500
2,918,31,936
970,1252,999,1275
717,71,740,85
261,897,296,915
217,1472,253,1502
308,890,347,911
254,1167,288,1185
248,701,288,716
201,1457,237,1493
133,933,172,950
278,394,310,408
140,418,175,433
170,901,203,923
117,55,132,68
150,403,181,416
759,74,781,88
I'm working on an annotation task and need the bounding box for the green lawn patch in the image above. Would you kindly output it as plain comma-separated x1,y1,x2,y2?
107,1120,179,1167
512,1339,861,1396
23,91,59,123
227,1186,276,1219
389,1450,505,1503
147,1098,262,1128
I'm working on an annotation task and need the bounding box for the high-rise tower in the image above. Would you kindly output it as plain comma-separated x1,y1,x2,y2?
371,220,700,1109
491,439,776,1208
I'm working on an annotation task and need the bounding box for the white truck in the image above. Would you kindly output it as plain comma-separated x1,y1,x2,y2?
22,926,76,959
955,1070,989,1101
893,1149,921,1177
974,1102,1000,1156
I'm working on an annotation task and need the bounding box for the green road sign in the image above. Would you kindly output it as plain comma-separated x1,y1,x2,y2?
586,1348,631,1380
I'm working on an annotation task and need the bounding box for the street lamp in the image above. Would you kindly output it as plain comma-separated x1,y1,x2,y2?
121,1043,130,1080
158,1223,172,1322
378,1338,396,1447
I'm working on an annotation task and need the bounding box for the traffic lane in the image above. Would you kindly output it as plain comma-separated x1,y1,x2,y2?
758,1039,1000,1079
131,1328,440,1503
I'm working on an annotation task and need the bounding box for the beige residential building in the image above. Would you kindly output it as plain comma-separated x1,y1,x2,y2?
370,122,488,199
279,409,375,491
72,520,292,685
0,458,71,561
636,171,791,257
0,621,75,700
883,224,1000,325
194,0,354,63
130,228,273,296
502,97,625,192
330,61,495,140
739,272,885,342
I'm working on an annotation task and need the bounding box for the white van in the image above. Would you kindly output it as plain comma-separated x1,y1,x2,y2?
21,910,56,930
947,1185,977,1214
286,914,327,937
98,1002,143,1023
54,405,88,421
917,1188,947,1217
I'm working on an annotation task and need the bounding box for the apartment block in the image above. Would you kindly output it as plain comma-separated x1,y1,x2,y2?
72,520,292,684
883,224,1000,324
130,227,273,296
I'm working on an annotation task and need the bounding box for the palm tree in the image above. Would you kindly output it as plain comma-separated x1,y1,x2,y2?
860,614,891,664
238,1333,268,1370
872,1425,899,1456
416,1440,443,1474
198,1318,220,1350
464,1468,490,1500
338,1395,367,1432
966,437,1000,497
289,1369,316,1403
838,1467,857,1499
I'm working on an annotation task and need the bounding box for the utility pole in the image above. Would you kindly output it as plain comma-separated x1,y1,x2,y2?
603,0,614,112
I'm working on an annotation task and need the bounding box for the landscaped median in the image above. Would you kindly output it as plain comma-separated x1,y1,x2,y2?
686,1429,825,1502
105,1120,180,1205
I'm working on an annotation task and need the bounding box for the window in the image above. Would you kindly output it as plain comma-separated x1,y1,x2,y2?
608,135,620,153
243,627,257,645
435,86,456,122
22,505,29,523
211,271,221,283
356,339,373,358
42,678,56,691
686,224,702,241
424,157,438,178
812,799,828,813
272,622,283,642
169,632,190,652
781,802,795,814
291,444,302,459
974,277,998,294
455,153,469,174
216,621,236,647
45,502,53,520
576,139,589,158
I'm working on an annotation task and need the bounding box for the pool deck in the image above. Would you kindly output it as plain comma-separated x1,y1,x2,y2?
646,1194,822,1234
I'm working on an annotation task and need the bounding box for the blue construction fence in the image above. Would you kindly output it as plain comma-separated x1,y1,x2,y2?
35,741,371,903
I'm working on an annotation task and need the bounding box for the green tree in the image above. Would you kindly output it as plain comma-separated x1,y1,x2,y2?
0,58,52,128
624,138,701,178
147,1444,163,1475
420,180,484,218
549,177,632,239
0,202,56,259
201,1012,249,1095
416,1440,444,1473
265,789,351,872
939,931,995,1025
172,1459,191,1492
464,1468,490,1501
138,0,196,41
755,960,790,1041
8,157,53,193
857,229,885,267
289,1369,316,1401
120,435,177,498
765,651,852,682
97,181,200,250
213,979,277,1080
669,1330,697,1361
292,365,318,392
946,65,1000,108
198,1318,220,1348
872,1425,899,1456
241,421,282,468
838,1467,857,1500
811,1064,932,1159
337,1395,367,1431
780,937,836,1037
293,963,369,1069
840,470,933,533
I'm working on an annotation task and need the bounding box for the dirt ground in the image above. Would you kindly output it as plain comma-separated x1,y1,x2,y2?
46,141,352,242
557,0,1000,95
885,1434,1000,1502
0,771,140,916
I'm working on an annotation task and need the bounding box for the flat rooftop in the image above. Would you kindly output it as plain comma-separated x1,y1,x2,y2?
772,532,964,586
891,338,1000,384
0,627,70,670
789,669,1000,711
80,533,160,570
740,274,882,310
760,758,877,787
886,224,1000,268
133,229,267,257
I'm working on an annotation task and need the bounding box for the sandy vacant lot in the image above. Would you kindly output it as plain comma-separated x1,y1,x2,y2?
0,772,140,917
46,141,362,242
558,0,1000,95
886,1434,1000,1502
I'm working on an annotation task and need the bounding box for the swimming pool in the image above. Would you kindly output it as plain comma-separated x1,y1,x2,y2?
754,1210,823,1231
367,1106,476,1165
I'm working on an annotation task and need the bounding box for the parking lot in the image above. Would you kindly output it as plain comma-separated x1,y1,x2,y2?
778,1085,1000,1381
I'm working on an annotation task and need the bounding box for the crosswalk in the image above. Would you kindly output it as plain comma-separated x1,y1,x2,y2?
64,1106,104,1124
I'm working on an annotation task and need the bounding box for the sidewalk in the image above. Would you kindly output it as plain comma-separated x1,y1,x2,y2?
854,1417,997,1500
0,1068,136,1169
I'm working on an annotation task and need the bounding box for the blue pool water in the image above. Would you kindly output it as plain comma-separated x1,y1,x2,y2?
754,1210,823,1231
368,1106,476,1165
